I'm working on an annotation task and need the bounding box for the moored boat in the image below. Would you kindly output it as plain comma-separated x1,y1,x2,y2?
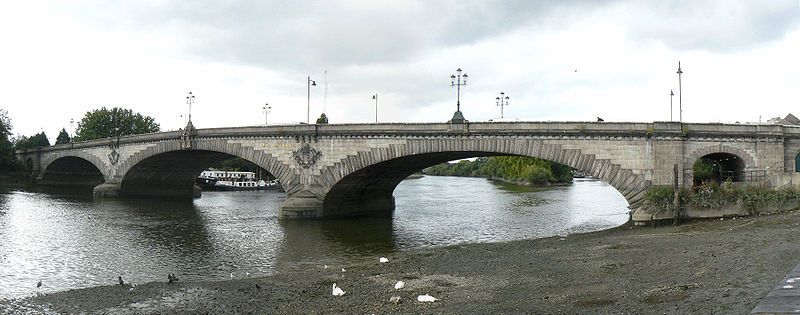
196,170,281,191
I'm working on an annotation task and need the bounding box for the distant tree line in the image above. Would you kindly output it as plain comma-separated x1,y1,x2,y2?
424,156,573,185
0,107,160,172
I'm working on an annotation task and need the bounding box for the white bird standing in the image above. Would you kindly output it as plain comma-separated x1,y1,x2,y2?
394,281,405,290
379,257,389,263
332,283,346,296
417,294,439,302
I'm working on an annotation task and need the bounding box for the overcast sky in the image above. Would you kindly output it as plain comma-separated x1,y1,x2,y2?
1,1,799,141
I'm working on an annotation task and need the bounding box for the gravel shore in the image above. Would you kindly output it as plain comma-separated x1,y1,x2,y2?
4,210,800,314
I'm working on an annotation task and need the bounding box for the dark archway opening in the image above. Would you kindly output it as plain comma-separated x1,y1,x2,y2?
40,157,105,188
121,150,280,199
795,152,800,172
693,153,745,185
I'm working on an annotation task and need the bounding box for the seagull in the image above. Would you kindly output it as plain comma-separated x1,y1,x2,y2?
379,257,389,263
417,294,439,302
341,268,346,272
230,273,234,279
118,276,124,286
324,265,329,269
332,283,346,296
389,296,402,304
394,281,405,290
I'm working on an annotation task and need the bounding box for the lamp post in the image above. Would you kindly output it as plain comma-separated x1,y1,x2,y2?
371,93,378,123
449,68,468,123
263,103,271,125
307,76,316,124
186,92,195,124
495,92,509,119
677,62,683,122
670,89,674,121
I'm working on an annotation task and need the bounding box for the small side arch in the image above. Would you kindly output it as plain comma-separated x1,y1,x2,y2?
795,152,800,172
685,144,755,171
39,156,106,188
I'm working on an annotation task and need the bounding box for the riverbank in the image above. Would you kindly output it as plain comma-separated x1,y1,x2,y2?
0,171,31,189
5,210,799,314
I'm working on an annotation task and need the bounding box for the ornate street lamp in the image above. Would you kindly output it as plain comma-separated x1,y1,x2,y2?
496,92,509,119
372,93,378,123
670,89,674,121
449,68,468,123
186,92,195,124
263,103,271,125
307,76,316,124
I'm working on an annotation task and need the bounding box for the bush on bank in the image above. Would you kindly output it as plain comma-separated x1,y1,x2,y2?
645,181,800,218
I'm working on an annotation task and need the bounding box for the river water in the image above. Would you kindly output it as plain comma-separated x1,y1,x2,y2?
0,176,628,299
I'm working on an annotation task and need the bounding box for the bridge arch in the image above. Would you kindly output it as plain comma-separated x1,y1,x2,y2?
685,144,755,184
39,151,109,183
112,139,293,198
311,138,650,217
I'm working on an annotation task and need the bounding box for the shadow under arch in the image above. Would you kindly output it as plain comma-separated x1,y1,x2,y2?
39,156,105,190
120,150,282,198
322,149,641,218
694,152,746,184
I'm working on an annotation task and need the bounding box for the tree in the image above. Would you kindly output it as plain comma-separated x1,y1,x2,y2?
14,132,50,150
316,113,329,124
74,107,160,141
0,109,17,170
55,128,71,144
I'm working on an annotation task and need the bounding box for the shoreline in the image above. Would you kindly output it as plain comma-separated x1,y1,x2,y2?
5,210,799,314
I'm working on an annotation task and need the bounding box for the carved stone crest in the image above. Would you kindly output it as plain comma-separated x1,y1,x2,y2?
293,143,322,168
108,143,120,166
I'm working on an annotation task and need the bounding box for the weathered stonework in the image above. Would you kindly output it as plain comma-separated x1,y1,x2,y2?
16,121,800,222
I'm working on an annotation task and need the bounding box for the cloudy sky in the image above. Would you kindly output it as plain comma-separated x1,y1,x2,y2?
1,1,799,140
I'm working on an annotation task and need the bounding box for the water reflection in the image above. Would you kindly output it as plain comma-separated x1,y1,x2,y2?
0,176,628,299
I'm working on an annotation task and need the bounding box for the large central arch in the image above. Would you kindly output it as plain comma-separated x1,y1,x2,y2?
308,139,651,218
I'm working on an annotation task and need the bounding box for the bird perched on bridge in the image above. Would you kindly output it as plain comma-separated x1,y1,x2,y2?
118,276,124,286
597,117,604,122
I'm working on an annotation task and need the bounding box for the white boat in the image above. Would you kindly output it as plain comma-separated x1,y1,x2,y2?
196,170,281,191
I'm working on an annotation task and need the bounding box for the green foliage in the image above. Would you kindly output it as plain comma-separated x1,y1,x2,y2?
55,128,71,144
521,164,553,184
74,107,160,141
14,132,50,150
424,156,572,185
693,158,718,185
0,109,18,170
316,113,329,124
646,183,800,217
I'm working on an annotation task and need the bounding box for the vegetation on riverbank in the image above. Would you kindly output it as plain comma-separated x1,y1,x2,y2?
644,181,800,219
423,156,573,185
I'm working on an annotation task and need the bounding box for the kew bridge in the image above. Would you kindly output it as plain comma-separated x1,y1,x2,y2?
16,121,800,223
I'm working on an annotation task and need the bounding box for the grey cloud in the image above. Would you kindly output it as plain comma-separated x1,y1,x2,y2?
624,1,799,52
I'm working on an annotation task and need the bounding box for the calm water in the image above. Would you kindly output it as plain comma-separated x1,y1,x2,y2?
0,176,628,299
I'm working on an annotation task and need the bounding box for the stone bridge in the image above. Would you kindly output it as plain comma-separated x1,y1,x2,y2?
16,121,800,222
